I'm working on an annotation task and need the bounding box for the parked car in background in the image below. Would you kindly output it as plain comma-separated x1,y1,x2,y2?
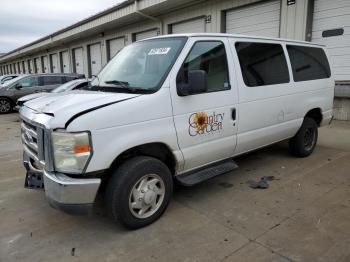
0,74,20,85
16,79,90,108
0,73,84,113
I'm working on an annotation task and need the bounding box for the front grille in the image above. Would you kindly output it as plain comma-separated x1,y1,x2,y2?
21,120,45,171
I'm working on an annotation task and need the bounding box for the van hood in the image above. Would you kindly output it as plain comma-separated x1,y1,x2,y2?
22,91,140,128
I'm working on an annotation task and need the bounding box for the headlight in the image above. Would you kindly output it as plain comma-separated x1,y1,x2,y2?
51,131,92,174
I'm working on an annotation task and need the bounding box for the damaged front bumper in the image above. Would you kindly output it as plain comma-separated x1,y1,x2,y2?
24,152,101,215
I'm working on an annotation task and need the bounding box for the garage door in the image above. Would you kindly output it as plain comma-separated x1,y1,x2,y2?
34,58,42,73
73,48,84,74
225,0,281,37
21,61,25,73
88,43,102,76
171,18,206,34
29,60,34,73
312,0,350,82
61,51,70,73
134,29,158,41
50,54,59,73
42,56,49,73
107,37,125,60
23,62,28,74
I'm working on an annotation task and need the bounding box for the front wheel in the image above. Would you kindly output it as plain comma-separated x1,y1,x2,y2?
289,117,318,157
0,98,12,114
105,156,173,229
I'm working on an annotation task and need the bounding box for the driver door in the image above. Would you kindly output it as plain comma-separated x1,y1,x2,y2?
169,37,238,172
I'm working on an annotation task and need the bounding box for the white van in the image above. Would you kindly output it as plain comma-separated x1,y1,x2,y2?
20,33,334,228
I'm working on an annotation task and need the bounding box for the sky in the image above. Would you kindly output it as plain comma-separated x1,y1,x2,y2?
0,0,124,53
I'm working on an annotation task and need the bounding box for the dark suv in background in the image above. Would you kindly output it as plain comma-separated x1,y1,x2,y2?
0,73,84,113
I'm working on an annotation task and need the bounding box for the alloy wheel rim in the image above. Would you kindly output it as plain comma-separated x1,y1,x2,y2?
0,100,10,113
129,174,165,219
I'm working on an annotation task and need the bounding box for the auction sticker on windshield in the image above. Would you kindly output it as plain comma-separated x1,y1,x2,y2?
148,47,171,55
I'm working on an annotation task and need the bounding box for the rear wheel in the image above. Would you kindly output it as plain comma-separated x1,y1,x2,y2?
289,117,318,157
0,98,12,114
105,156,173,229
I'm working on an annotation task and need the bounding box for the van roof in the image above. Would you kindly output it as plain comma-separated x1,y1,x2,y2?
145,33,325,47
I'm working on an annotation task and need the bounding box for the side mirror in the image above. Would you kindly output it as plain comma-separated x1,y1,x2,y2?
177,70,208,96
15,84,23,90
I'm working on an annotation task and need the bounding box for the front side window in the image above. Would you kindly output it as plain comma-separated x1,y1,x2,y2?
287,45,331,82
17,77,39,88
235,42,290,87
93,37,187,93
177,41,230,93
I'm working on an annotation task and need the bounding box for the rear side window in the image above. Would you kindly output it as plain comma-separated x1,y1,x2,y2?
235,42,290,87
287,45,331,82
42,76,64,85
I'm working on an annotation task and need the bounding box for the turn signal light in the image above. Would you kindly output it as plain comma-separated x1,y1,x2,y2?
73,144,90,154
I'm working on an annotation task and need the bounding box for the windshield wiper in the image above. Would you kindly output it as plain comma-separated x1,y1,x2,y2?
105,80,130,87
103,80,149,93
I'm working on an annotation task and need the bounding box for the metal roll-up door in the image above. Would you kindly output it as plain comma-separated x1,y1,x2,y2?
134,29,158,41
50,54,59,73
42,56,49,73
312,0,350,82
61,51,71,73
29,60,34,74
21,61,25,73
225,0,281,37
107,37,125,60
171,18,206,34
23,61,30,74
34,57,42,73
73,48,84,74
88,43,102,76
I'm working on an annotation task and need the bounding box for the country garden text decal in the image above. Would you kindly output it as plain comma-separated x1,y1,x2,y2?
188,111,224,136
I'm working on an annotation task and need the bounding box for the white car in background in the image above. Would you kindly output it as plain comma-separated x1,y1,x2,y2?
0,74,21,85
16,79,90,108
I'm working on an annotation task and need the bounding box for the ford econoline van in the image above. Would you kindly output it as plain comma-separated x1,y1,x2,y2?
19,33,334,228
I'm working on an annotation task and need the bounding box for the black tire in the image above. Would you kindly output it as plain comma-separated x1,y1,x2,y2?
0,98,13,114
289,117,318,157
105,156,173,229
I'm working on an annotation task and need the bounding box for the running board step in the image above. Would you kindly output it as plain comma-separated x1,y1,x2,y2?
176,160,238,186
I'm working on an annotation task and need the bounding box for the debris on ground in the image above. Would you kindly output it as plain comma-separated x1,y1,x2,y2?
247,176,276,189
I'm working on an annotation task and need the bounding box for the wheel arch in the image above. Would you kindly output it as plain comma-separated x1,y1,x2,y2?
305,108,322,127
107,142,178,179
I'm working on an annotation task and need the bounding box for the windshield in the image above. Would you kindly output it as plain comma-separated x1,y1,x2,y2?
52,80,83,93
91,37,187,93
